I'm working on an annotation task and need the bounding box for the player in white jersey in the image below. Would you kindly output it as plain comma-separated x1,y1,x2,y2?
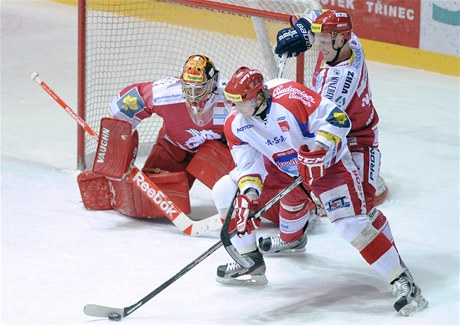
215,67,427,316
263,9,390,253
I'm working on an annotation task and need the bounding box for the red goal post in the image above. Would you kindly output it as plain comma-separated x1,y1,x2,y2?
77,0,320,170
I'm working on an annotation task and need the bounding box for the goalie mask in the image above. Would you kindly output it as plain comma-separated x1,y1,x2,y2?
181,55,219,126
223,67,267,117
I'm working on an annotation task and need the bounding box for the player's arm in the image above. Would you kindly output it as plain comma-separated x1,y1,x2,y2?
108,82,155,128
274,10,322,57
298,103,351,187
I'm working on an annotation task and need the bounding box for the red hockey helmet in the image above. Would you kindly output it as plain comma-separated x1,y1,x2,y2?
311,10,353,42
224,67,264,103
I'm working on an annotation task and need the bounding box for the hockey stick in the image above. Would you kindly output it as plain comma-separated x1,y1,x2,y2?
83,179,299,320
277,52,288,78
31,72,222,236
220,176,303,268
83,192,238,321
83,239,225,321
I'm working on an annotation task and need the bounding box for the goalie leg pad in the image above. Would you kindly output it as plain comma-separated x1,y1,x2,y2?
111,170,191,218
142,133,194,188
186,140,235,189
77,171,112,210
92,117,138,180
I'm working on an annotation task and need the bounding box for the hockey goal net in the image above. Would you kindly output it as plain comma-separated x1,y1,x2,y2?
78,0,321,170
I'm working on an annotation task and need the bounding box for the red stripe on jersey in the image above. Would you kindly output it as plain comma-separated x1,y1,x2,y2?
319,67,329,94
359,232,393,265
372,213,387,231
224,110,245,150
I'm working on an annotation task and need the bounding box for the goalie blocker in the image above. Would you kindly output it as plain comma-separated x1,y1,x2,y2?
92,117,139,180
78,136,235,219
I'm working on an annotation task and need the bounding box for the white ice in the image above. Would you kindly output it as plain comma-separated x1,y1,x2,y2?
1,1,459,325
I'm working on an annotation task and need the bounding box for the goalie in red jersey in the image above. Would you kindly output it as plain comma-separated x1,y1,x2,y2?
77,54,235,219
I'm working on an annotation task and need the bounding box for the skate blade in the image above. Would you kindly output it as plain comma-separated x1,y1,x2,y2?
260,247,306,255
216,273,268,286
399,295,429,316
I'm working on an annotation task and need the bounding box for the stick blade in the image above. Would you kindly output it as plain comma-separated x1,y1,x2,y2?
83,304,124,319
177,213,223,236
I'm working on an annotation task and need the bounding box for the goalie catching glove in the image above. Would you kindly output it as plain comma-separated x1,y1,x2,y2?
92,117,138,180
297,144,327,190
275,17,314,57
234,194,260,235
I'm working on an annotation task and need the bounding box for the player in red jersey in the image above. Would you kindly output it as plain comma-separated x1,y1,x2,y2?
77,55,235,219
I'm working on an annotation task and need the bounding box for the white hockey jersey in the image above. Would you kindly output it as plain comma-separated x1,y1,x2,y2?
224,79,351,195
312,34,379,147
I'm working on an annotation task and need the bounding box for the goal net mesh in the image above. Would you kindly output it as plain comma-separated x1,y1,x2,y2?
79,0,320,169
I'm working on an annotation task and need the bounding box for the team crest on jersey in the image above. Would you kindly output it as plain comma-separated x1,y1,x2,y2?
326,107,350,128
183,128,221,149
116,88,145,118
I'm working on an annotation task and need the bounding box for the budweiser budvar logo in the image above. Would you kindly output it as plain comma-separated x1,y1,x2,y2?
272,85,316,107
132,171,178,217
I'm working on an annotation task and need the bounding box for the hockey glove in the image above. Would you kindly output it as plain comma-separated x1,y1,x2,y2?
275,17,313,57
234,194,260,235
298,145,327,189
92,117,138,180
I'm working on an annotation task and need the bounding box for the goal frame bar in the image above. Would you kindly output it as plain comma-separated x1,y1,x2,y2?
77,0,305,171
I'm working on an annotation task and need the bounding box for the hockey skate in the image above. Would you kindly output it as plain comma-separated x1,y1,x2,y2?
258,230,308,254
391,269,428,316
216,249,268,285
306,212,321,231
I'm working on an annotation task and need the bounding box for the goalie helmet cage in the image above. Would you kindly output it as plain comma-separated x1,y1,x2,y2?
77,0,321,171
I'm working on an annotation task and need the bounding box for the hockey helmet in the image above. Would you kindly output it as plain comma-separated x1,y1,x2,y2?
311,10,353,42
224,67,267,116
224,67,264,103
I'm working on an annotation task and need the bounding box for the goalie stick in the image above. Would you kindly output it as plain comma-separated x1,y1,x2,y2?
31,72,222,236
82,178,299,320
220,176,303,268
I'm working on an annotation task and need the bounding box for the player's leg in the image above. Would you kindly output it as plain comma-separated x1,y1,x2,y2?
212,172,267,285
314,157,427,315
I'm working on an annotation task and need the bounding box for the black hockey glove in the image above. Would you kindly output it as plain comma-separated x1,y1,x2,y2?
274,18,313,58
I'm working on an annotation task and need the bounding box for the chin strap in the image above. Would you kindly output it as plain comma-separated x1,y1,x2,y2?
253,96,271,119
327,40,343,65
327,38,349,66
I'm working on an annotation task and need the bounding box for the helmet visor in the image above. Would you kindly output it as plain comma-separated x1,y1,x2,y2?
225,98,257,117
182,79,213,103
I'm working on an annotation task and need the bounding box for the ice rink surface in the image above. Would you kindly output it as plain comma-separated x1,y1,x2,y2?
1,1,459,325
